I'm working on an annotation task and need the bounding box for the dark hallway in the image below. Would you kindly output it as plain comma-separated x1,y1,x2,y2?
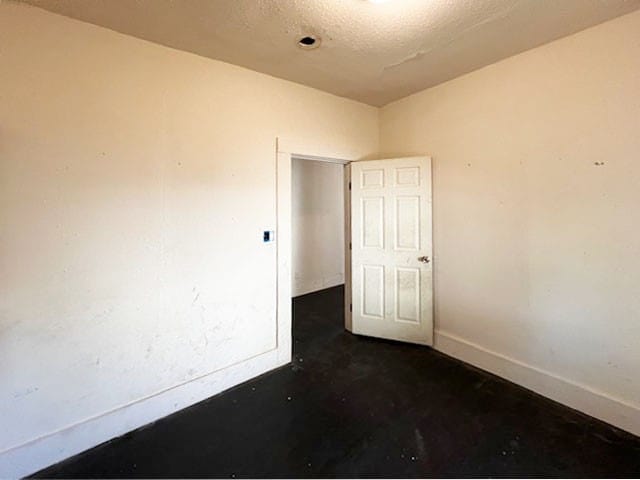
34,286,640,478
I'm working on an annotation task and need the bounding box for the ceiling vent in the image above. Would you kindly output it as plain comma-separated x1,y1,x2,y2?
297,35,320,50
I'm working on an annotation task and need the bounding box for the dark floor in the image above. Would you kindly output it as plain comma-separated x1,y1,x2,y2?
34,285,640,478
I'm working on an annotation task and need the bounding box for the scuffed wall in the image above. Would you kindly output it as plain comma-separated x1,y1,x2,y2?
0,2,377,474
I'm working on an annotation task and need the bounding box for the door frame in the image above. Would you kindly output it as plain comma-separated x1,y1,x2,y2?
275,138,353,365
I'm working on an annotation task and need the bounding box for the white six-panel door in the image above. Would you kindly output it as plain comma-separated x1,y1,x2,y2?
350,157,433,345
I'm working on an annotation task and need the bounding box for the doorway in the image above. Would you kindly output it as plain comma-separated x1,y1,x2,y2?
276,142,433,367
291,157,347,298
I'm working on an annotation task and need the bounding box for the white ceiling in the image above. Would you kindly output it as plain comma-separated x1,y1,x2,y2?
20,0,640,106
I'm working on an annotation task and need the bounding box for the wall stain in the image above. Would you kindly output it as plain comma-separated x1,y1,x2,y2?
13,386,39,399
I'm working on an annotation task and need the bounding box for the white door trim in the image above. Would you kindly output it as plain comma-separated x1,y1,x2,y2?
276,138,354,364
291,153,350,165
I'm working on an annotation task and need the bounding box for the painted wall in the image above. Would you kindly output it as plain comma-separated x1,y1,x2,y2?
292,160,345,297
379,10,640,435
2,2,639,475
0,3,378,476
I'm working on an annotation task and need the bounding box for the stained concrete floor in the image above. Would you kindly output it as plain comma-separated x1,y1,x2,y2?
35,285,640,478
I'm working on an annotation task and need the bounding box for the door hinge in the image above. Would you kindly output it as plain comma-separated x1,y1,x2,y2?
348,181,352,190
349,303,352,312
349,242,352,250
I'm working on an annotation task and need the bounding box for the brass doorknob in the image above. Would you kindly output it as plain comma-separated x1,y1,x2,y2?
418,255,430,264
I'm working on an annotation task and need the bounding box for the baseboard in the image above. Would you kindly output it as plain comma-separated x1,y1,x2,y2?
5,332,636,478
433,330,640,437
0,348,288,479
293,274,344,297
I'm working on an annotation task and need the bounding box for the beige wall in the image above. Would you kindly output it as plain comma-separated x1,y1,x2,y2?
0,2,377,475
2,1,639,475
380,10,640,435
292,159,345,297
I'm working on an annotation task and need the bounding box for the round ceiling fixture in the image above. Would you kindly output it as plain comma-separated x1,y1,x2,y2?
297,35,320,50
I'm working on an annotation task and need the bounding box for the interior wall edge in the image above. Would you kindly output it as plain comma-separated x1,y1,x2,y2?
434,330,640,437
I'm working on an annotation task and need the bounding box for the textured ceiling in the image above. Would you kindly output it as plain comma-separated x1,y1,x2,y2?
19,0,640,106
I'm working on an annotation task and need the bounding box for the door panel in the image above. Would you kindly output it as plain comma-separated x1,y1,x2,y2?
395,196,420,250
396,267,420,323
350,157,433,345
361,168,384,188
362,264,384,318
362,197,384,248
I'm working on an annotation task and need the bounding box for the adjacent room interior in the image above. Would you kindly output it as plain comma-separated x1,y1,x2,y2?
292,157,346,299
1,0,639,477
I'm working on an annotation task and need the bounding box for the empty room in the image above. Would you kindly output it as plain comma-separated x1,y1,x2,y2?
1,0,639,477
